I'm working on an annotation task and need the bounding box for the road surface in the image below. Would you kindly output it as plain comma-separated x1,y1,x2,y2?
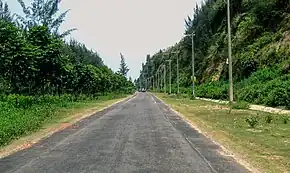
0,93,249,173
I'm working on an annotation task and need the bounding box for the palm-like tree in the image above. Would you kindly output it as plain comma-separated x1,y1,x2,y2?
15,0,76,37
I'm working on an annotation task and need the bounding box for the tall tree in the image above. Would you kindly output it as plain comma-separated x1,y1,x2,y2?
0,0,12,21
15,0,76,37
118,53,129,77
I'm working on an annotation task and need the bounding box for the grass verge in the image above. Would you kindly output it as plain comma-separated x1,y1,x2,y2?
0,94,131,157
155,93,290,173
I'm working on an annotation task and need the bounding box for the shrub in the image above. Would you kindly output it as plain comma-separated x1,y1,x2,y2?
237,69,290,107
282,115,289,124
196,81,229,100
246,117,259,128
265,114,273,123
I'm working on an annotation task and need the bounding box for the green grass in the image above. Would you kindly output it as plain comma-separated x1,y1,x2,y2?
156,93,290,173
0,93,129,147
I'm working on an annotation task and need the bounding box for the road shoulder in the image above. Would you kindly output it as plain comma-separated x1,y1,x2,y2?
151,93,253,173
153,93,290,173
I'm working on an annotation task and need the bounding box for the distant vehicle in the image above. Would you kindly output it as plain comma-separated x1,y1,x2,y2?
139,88,146,92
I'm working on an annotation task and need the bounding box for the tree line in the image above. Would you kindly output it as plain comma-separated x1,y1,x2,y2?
0,0,134,97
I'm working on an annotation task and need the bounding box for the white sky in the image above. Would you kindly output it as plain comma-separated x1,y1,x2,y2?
7,0,200,80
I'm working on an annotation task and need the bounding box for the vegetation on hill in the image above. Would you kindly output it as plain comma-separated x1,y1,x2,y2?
137,0,290,108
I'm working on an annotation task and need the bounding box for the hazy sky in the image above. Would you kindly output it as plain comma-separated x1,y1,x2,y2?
7,0,200,79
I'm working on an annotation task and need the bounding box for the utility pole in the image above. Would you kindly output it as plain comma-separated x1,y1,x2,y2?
161,52,170,94
163,64,166,93
191,33,195,98
147,65,149,91
155,74,157,91
169,51,179,94
157,68,160,91
159,67,162,91
158,65,163,92
154,74,156,91
185,32,196,98
227,0,234,103
177,51,180,94
143,72,145,90
156,74,157,91
166,59,172,94
159,68,161,91
145,78,147,90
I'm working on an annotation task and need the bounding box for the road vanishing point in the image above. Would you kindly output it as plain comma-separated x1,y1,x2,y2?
0,93,249,173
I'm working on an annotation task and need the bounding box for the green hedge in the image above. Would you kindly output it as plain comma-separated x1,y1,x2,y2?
196,81,229,100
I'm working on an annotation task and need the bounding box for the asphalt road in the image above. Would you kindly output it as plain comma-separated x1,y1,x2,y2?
0,92,249,173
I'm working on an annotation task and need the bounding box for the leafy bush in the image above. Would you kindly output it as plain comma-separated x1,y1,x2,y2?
237,67,280,88
282,115,289,124
246,117,259,128
196,81,229,100
238,74,290,107
265,114,273,123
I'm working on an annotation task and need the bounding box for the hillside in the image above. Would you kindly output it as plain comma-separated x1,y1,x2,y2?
137,0,290,108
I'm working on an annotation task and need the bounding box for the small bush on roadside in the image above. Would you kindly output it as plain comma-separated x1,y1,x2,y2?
265,114,273,123
282,115,289,124
196,81,229,100
237,70,290,107
246,117,259,128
